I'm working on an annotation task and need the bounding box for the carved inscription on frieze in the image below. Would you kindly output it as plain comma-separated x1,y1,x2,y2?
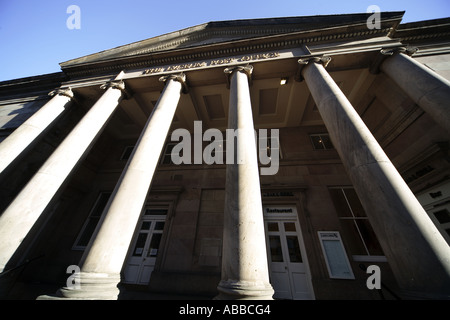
142,52,280,75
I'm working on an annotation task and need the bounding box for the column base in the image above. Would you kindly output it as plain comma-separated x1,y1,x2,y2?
215,280,274,300
37,272,121,300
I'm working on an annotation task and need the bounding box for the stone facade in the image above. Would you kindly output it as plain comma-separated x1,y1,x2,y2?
0,13,449,300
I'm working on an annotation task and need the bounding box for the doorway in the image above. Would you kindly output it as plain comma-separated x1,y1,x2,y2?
122,207,168,285
264,206,314,300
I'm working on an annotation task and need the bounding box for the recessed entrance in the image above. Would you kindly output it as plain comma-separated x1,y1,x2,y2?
122,207,168,285
264,205,314,300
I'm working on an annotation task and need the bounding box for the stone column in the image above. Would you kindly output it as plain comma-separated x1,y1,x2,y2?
54,73,187,300
299,56,450,298
216,65,274,300
378,47,450,135
0,72,126,273
0,87,74,177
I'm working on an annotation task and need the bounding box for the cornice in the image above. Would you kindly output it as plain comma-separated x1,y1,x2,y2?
391,17,450,48
61,12,404,69
0,72,67,100
61,22,396,79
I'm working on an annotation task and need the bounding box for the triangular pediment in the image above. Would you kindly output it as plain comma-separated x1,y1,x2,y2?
60,12,404,71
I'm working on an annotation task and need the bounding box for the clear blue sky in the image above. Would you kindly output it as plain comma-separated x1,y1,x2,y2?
0,0,449,82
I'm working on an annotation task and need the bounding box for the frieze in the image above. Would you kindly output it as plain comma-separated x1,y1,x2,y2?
141,52,280,75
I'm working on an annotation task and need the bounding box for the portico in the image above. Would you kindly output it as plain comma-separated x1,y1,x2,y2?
0,13,449,300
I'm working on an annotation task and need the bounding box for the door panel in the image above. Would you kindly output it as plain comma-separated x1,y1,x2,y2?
123,264,139,283
292,272,311,299
271,270,291,299
139,265,154,284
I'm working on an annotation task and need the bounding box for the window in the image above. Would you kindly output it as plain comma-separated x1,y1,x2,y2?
432,207,450,240
160,142,178,165
328,187,385,261
120,145,135,161
417,181,450,246
258,130,282,165
310,133,334,150
73,192,111,250
425,203,450,244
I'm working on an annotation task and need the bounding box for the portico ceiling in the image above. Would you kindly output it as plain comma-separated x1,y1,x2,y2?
72,60,376,142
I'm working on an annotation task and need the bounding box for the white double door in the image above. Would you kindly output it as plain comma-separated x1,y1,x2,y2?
264,207,314,300
122,212,166,285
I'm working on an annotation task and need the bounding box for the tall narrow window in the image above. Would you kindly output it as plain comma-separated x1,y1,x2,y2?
120,145,135,161
328,187,385,261
160,142,178,165
73,192,111,250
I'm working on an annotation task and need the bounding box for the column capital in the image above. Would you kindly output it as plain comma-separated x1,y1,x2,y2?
100,79,132,99
369,46,418,74
159,73,189,94
224,64,253,77
380,46,418,57
296,56,331,81
48,87,74,100
224,64,253,88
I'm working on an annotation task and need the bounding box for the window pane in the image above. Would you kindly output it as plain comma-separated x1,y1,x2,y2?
133,233,148,256
284,222,296,232
320,134,334,149
148,234,163,257
286,236,302,263
154,221,165,231
91,193,111,218
145,209,168,215
120,146,134,160
269,236,283,262
267,222,279,232
434,209,450,224
339,220,368,255
343,188,366,217
355,220,384,255
165,143,175,154
329,189,353,217
141,221,151,230
310,135,325,150
76,217,99,247
75,192,111,248
162,155,172,164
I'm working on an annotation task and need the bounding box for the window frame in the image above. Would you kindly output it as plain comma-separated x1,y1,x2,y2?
72,191,112,251
120,145,135,161
329,186,386,263
160,141,179,165
310,133,334,150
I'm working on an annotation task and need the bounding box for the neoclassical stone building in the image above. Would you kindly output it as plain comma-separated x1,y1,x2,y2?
0,12,449,300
